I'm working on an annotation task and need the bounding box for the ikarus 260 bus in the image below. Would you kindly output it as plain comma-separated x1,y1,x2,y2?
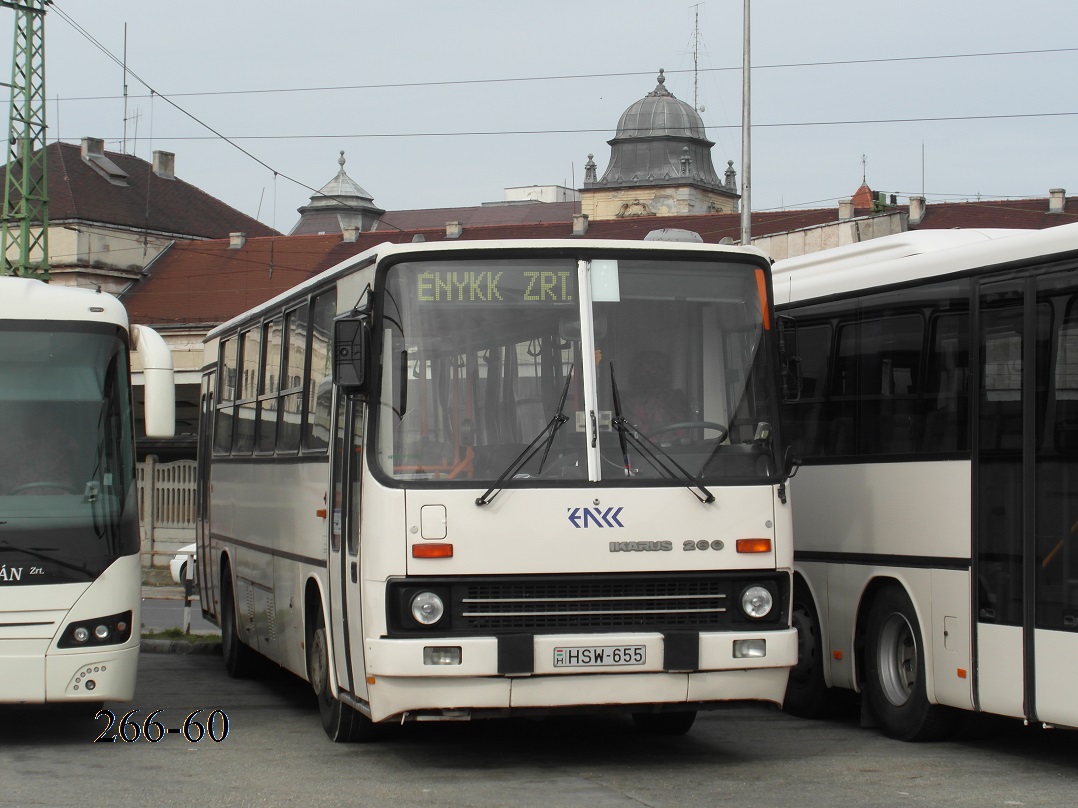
198,234,797,740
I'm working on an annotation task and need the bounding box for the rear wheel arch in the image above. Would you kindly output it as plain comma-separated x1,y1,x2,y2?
217,551,236,606
854,576,927,693
859,580,958,741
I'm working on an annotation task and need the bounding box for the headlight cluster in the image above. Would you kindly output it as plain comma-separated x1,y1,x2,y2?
739,585,774,619
410,591,445,625
58,611,133,649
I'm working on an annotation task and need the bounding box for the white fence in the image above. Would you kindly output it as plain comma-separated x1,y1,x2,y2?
137,457,197,566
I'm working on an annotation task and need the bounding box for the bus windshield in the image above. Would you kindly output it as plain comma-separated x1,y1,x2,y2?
374,255,780,486
0,323,137,583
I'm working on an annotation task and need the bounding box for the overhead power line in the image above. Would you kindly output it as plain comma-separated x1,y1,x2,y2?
47,46,1078,103
69,110,1077,143
45,3,1078,221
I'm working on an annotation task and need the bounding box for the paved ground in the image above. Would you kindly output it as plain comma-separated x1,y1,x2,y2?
141,576,221,654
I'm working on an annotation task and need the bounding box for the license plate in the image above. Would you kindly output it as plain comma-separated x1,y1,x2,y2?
553,645,646,668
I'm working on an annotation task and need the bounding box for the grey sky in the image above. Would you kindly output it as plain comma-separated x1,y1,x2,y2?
9,0,1078,232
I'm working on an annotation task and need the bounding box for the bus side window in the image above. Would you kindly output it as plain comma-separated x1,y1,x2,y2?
781,322,831,459
233,326,261,455
279,305,309,453
304,290,337,452
1053,305,1078,454
258,318,283,454
924,314,970,453
214,336,238,455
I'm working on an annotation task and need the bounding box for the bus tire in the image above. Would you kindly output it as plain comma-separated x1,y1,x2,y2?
784,579,836,718
221,573,258,679
864,586,958,742
631,710,697,736
308,616,376,742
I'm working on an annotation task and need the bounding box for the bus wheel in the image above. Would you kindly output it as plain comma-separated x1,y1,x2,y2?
308,620,377,742
784,580,834,718
221,575,258,679
864,586,958,741
631,710,697,736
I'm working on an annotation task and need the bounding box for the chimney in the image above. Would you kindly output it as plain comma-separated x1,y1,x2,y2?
341,226,360,243
446,221,462,239
81,137,105,160
152,150,175,180
838,199,854,220
572,213,589,236
909,195,926,226
229,232,246,250
1049,188,1066,214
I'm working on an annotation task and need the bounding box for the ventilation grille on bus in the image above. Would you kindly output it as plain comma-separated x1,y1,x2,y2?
459,577,730,632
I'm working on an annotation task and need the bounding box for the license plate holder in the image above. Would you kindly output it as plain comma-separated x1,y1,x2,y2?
552,644,646,668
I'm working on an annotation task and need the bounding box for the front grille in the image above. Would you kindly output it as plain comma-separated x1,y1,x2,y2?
462,578,727,631
386,573,788,636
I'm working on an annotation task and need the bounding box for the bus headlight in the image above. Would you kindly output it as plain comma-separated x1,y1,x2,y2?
58,611,133,648
740,585,774,619
410,592,445,626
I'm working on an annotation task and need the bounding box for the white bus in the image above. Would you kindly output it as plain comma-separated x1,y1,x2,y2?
775,222,1078,740
0,276,174,705
197,235,798,741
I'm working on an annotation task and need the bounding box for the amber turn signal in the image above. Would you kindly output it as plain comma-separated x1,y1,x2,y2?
736,538,772,554
412,543,454,559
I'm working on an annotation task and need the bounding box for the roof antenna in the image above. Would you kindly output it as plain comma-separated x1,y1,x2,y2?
122,24,128,153
691,3,705,112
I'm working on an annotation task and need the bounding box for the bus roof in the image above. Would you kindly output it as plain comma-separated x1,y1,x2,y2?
773,223,1078,306
206,236,773,341
0,276,129,328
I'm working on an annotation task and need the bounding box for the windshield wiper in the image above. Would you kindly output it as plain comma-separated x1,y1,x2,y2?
609,363,633,476
476,366,574,507
608,365,714,505
537,365,574,474
0,540,91,575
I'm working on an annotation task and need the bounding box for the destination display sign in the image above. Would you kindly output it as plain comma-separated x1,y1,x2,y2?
414,269,575,305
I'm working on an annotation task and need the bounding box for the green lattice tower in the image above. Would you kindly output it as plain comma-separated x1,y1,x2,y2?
0,0,49,280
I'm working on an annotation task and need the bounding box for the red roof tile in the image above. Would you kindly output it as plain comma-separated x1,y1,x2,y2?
122,196,1077,329
2,141,277,239
907,196,1078,230
122,210,839,327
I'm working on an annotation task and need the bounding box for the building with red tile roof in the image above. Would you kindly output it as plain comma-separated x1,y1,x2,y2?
1,138,276,293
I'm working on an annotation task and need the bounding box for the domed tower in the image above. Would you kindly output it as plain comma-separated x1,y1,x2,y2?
290,151,385,235
581,69,739,220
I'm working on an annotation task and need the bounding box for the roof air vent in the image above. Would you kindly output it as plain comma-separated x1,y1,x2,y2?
643,228,703,243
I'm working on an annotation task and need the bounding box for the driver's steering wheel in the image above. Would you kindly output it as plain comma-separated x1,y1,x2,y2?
649,421,729,444
7,481,78,495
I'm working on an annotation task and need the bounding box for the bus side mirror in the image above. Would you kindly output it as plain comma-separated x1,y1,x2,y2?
778,315,802,403
334,318,370,394
132,324,176,438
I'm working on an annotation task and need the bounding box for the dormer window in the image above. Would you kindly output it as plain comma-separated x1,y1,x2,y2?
80,137,128,186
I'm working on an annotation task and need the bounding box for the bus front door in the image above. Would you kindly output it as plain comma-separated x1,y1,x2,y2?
328,398,368,706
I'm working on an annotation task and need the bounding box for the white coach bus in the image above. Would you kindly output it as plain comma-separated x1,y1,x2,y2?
0,276,174,705
197,235,798,741
775,222,1078,740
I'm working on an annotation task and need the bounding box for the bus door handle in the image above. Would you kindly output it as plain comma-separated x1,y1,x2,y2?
350,561,358,584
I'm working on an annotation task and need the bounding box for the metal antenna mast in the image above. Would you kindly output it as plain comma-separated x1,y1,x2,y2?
0,0,49,280
691,3,702,111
